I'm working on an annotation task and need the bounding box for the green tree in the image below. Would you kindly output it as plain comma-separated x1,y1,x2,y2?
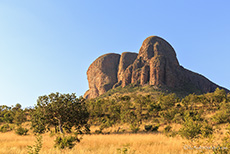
31,93,89,134
4,111,14,123
14,110,26,125
158,93,178,110
11,103,26,125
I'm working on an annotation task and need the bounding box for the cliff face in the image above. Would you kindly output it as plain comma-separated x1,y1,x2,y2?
84,36,228,99
84,53,120,99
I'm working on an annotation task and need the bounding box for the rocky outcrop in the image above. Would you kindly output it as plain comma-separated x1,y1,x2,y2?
117,52,138,82
84,36,229,99
84,53,120,99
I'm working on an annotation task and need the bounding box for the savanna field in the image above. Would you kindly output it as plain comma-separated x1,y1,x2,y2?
1,87,230,154
0,132,189,154
0,125,229,154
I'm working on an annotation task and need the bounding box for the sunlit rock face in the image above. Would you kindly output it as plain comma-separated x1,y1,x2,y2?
84,36,229,99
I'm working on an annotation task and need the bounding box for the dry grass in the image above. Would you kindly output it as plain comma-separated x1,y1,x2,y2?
0,131,198,154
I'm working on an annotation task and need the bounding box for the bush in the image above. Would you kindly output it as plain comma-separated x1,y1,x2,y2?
144,125,152,131
94,129,103,134
15,126,29,135
27,135,42,154
152,125,159,132
130,122,140,133
0,124,12,133
201,122,213,138
164,125,172,134
179,119,202,140
144,124,159,132
54,135,80,149
212,110,230,124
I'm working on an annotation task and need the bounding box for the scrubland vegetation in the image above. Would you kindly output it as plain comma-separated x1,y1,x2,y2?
1,87,230,153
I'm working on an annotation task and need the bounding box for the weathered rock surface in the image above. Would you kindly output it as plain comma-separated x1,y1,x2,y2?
83,53,120,99
84,36,229,99
117,52,138,82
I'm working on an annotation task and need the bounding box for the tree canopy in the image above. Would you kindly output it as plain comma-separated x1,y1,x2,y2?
31,93,89,134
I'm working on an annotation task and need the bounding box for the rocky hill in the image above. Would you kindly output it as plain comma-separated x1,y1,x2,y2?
84,36,228,99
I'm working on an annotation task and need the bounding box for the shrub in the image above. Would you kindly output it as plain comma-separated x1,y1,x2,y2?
27,135,42,154
54,135,80,149
15,126,29,135
179,119,202,140
0,124,12,133
172,113,183,124
144,124,159,132
152,125,159,132
94,129,103,134
130,122,140,133
212,110,230,124
144,125,152,131
164,125,172,134
201,122,213,138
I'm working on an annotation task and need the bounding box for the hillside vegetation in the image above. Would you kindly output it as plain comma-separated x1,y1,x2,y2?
1,87,230,153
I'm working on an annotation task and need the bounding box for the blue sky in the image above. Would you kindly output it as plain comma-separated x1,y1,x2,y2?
0,1,230,108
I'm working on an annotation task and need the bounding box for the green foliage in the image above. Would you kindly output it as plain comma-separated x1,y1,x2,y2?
54,135,80,149
159,109,177,123
181,94,198,110
163,125,172,134
31,93,89,134
183,110,203,122
0,124,12,133
212,102,230,124
146,101,161,118
15,126,29,135
144,124,159,132
3,111,14,123
30,108,46,134
179,118,202,139
14,110,26,126
94,129,103,134
130,121,140,133
158,93,178,110
27,135,43,154
213,88,227,104
172,113,183,124
152,125,159,132
144,125,152,131
200,122,213,138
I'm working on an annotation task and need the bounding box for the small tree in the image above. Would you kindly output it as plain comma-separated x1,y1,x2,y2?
14,110,26,125
31,93,89,134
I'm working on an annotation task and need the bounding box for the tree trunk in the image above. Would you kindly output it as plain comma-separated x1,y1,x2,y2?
58,119,64,134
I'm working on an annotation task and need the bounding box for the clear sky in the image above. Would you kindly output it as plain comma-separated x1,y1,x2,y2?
0,0,230,108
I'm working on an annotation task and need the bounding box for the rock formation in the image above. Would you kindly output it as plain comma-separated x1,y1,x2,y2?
84,53,120,99
84,36,228,99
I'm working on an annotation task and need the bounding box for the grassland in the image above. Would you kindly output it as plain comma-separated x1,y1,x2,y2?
0,131,198,154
